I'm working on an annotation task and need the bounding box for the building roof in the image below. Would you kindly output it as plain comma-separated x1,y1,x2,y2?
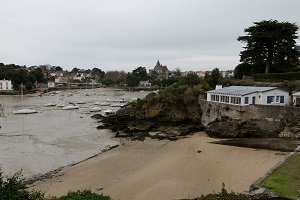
292,91,300,96
206,86,278,96
154,60,169,72
154,60,162,71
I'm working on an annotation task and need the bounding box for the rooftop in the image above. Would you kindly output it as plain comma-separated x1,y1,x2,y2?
292,91,300,96
206,86,277,96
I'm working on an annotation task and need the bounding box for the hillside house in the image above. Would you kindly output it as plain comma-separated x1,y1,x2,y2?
73,73,85,82
139,80,151,87
0,80,13,91
149,60,169,80
47,81,55,88
206,86,290,106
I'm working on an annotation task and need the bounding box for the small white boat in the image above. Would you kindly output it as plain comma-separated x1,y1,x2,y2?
63,105,79,110
90,106,101,112
76,101,87,105
13,83,38,114
44,102,56,107
94,101,111,106
111,103,125,107
104,109,115,115
13,108,37,114
56,103,65,107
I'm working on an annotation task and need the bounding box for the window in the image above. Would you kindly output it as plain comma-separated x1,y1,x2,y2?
280,96,284,103
276,96,280,102
267,96,274,104
0,82,2,89
245,97,249,104
6,82,8,89
211,94,220,102
230,97,241,104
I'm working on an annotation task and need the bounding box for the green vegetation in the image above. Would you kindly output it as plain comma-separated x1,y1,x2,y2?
239,20,300,73
0,170,111,200
52,190,111,200
260,154,300,199
253,72,300,82
184,184,279,200
261,155,300,198
236,19,300,78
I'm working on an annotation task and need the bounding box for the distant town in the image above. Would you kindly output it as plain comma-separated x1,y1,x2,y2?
0,60,234,92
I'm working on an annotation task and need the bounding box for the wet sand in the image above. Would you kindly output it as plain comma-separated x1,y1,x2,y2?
32,133,286,200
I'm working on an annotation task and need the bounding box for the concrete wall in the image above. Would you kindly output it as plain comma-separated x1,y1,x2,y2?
200,99,300,126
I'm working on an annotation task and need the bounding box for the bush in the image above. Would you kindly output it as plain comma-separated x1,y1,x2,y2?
53,190,111,200
183,184,290,200
253,72,300,82
0,171,44,200
0,170,111,200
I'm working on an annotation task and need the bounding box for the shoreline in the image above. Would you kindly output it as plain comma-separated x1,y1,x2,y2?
31,132,286,200
25,144,119,186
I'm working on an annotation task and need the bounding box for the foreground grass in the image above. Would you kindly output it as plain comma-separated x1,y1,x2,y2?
260,153,300,199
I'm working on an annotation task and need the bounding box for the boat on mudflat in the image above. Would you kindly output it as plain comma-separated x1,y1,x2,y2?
90,106,101,112
104,109,115,115
94,101,111,106
13,108,37,114
62,104,79,110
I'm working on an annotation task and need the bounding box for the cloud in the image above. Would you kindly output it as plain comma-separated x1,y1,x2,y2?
0,0,299,72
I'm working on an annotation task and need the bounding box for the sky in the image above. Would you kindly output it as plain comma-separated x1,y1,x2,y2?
0,0,300,72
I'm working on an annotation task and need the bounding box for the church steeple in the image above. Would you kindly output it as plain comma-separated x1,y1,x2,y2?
156,60,161,67
154,60,162,70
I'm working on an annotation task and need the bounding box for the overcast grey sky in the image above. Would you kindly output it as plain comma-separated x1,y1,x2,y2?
1,0,299,72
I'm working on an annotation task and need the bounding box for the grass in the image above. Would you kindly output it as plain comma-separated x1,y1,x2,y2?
260,153,300,199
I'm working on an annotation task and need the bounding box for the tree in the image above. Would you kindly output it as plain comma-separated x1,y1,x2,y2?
125,67,149,87
234,63,254,79
126,73,139,87
238,20,300,74
54,66,63,71
103,71,127,86
91,68,105,82
71,67,80,74
205,68,222,89
178,72,202,86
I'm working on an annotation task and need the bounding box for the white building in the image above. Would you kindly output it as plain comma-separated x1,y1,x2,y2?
47,81,55,88
0,80,13,91
206,86,290,106
292,91,300,106
139,80,151,87
73,73,85,82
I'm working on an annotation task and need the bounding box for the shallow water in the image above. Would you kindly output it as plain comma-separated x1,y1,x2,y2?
0,88,149,178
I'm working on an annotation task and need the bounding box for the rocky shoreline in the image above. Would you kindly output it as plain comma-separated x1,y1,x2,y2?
91,97,300,152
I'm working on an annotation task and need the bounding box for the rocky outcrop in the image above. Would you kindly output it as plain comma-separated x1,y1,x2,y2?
95,93,300,140
206,116,285,138
99,100,203,140
279,115,300,138
200,100,300,139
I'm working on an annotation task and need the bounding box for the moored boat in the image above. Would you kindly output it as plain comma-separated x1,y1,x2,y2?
62,105,79,110
104,109,115,115
13,108,37,114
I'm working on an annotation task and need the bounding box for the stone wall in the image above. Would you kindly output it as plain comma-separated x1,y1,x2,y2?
200,99,300,138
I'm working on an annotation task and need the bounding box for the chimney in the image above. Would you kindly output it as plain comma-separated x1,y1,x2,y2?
215,85,223,90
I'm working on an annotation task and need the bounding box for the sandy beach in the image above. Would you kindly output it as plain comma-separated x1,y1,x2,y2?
32,133,286,200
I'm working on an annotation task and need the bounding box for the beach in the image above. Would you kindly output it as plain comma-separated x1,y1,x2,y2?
32,133,286,200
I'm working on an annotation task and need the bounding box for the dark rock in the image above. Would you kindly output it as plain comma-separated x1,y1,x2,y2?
206,117,284,138
91,114,105,120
